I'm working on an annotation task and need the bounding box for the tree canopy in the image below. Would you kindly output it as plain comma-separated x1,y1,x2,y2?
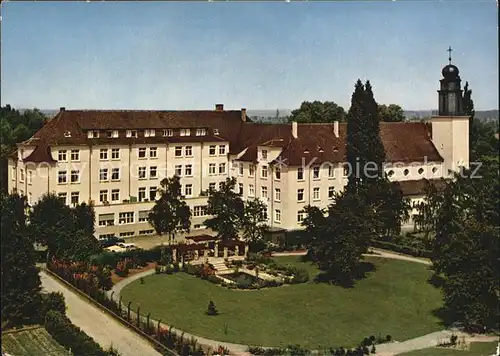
377,104,405,122
148,175,191,243
288,101,346,123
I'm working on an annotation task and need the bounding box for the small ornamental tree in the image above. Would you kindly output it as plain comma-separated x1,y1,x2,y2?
241,198,268,243
148,175,192,244
204,177,245,241
206,300,218,316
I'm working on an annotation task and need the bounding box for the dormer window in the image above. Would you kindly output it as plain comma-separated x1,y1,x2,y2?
304,149,310,154
145,129,156,137
64,131,72,138
163,129,173,137
88,130,99,138
213,129,219,135
126,130,138,138
318,147,324,153
180,129,190,136
107,130,118,138
333,146,339,153
196,128,206,136
261,150,268,160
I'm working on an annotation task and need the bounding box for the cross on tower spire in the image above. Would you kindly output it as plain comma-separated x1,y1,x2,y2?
447,46,453,64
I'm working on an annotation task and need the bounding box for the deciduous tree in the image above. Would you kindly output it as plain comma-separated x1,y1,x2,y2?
288,101,346,123
241,198,268,243
378,104,405,122
148,175,191,243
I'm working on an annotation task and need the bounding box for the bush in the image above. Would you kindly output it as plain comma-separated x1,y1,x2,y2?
290,267,309,284
41,292,66,319
206,300,218,316
45,310,110,356
89,252,119,269
371,240,432,258
370,345,376,354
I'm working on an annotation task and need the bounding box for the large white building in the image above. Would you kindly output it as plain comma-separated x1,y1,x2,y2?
7,61,469,238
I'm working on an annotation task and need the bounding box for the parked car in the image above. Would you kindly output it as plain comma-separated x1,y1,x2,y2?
99,236,125,248
117,243,137,250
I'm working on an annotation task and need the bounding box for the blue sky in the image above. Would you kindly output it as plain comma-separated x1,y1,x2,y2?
1,1,498,111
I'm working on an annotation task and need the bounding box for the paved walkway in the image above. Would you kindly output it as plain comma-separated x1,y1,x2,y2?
40,270,162,356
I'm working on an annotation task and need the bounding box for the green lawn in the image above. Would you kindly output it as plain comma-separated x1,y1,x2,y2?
2,326,70,356
121,256,443,349
399,341,498,355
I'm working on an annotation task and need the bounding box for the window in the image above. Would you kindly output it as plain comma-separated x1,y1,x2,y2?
111,168,120,181
196,128,206,136
119,212,134,224
239,183,244,195
219,145,226,155
138,210,149,222
343,164,349,177
138,187,147,202
185,164,193,176
209,182,216,192
58,192,67,204
297,167,304,180
145,129,155,137
184,184,193,197
261,150,268,160
193,205,207,217
418,168,424,175
328,165,335,178
261,208,268,220
219,163,226,174
27,171,32,184
138,167,147,179
98,213,115,226
111,148,120,159
139,229,154,235
249,164,255,176
239,163,244,176
99,190,109,203
71,192,79,205
126,130,138,138
261,165,268,178
58,150,67,161
119,231,134,237
313,187,320,200
275,188,281,202
297,211,304,223
275,166,281,180
58,170,67,184
99,149,108,160
163,129,173,137
88,130,99,138
261,186,268,199
185,146,193,156
174,146,182,157
138,148,147,159
249,184,255,196
175,165,182,176
99,168,108,181
107,130,118,138
11,167,16,180
403,169,410,176
150,166,158,179
297,189,304,202
149,186,157,201
209,145,216,156
213,129,219,135
70,170,80,183
111,189,120,202
180,129,190,136
328,186,335,198
432,167,438,174
313,166,320,179
387,170,395,177
274,209,281,223
70,150,80,161
208,163,216,175
149,147,158,158
19,169,24,183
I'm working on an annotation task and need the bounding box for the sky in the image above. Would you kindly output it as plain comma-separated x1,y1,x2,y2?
1,1,498,111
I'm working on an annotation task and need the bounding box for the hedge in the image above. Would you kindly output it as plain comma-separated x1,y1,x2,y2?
371,240,432,258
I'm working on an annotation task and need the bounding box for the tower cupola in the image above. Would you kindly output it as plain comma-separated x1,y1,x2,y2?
438,46,464,116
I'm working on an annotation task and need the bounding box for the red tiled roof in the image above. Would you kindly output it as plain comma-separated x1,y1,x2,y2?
398,178,448,196
15,108,443,165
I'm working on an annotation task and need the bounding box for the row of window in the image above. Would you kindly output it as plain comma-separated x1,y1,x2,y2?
247,185,335,201
88,128,212,139
11,168,31,184
57,149,80,162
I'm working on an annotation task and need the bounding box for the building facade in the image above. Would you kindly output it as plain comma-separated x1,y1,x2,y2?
8,62,470,238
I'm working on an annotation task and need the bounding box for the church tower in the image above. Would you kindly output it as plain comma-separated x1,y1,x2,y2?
431,47,470,175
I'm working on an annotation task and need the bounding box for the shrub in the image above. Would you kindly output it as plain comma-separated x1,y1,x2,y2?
41,292,66,319
206,300,218,316
386,334,392,342
370,345,376,354
290,267,309,284
89,252,119,269
207,275,221,284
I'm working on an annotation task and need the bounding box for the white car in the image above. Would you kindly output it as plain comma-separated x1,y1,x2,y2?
117,243,137,250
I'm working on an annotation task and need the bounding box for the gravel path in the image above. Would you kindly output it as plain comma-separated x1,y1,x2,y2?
40,270,162,356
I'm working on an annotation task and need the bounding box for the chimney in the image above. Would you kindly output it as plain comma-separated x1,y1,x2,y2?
333,121,339,138
215,104,224,111
60,107,66,112
292,121,298,138
241,108,247,122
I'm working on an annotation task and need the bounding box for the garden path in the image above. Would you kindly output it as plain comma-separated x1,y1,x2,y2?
40,270,162,356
